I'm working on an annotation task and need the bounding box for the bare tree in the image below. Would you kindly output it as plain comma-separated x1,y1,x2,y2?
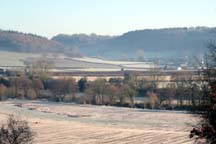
173,71,193,106
121,83,136,108
0,115,35,144
89,78,106,105
32,79,44,97
190,41,216,143
104,84,118,105
26,89,37,100
47,78,77,102
0,84,7,100
27,56,54,80
147,91,159,109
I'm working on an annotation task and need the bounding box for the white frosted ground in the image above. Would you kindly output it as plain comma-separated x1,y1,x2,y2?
0,100,201,144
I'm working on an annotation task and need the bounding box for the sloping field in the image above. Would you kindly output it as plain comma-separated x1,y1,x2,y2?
73,57,153,66
54,58,120,69
0,100,200,144
0,51,153,71
0,51,40,67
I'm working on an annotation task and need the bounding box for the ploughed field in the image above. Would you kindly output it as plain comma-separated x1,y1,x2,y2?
0,100,200,144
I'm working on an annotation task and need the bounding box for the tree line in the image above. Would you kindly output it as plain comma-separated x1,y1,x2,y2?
0,68,210,110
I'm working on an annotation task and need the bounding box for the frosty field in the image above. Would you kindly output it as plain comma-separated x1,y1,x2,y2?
0,51,153,72
0,100,200,144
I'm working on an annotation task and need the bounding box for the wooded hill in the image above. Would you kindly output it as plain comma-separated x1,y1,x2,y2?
0,27,216,59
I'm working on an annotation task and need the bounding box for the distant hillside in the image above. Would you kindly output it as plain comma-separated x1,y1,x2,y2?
52,33,112,48
0,30,64,53
52,27,216,59
1,28,215,59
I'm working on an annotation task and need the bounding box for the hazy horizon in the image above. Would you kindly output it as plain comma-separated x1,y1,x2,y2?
0,0,216,38
1,26,216,39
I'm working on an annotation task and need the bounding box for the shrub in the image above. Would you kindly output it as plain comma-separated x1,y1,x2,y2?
27,89,37,100
5,86,16,98
0,84,7,100
0,115,35,144
147,91,159,109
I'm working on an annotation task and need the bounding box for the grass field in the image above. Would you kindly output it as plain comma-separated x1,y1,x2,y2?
0,100,201,144
0,51,153,71
0,51,40,67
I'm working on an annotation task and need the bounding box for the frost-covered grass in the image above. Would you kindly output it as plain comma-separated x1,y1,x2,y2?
0,100,200,130
53,57,154,71
0,51,40,67
0,100,199,144
73,57,146,65
0,51,153,71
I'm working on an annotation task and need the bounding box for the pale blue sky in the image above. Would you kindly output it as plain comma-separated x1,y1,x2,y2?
0,0,216,38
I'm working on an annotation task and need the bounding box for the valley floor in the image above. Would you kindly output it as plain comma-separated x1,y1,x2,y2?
0,100,201,144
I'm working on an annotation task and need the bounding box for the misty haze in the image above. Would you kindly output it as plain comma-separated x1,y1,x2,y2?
0,0,215,144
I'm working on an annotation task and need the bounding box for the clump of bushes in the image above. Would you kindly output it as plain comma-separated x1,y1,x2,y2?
0,115,35,144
